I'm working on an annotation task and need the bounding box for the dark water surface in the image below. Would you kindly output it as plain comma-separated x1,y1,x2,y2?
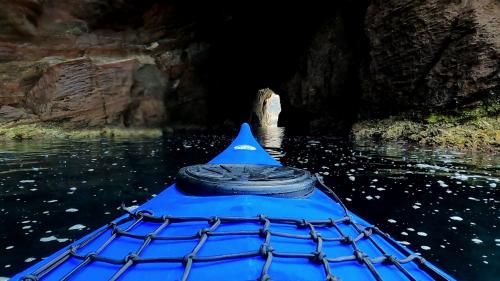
0,128,498,280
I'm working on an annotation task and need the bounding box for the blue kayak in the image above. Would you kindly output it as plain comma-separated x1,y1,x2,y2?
12,123,455,281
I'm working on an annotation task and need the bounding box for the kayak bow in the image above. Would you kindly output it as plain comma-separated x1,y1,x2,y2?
12,123,455,281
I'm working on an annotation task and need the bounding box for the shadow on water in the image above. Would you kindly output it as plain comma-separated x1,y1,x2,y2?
0,130,498,280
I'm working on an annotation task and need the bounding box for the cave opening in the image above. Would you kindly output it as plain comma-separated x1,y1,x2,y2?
199,1,371,135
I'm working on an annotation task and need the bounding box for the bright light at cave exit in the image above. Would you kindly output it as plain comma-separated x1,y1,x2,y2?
265,93,281,127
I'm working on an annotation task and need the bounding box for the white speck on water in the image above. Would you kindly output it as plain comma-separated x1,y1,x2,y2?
68,224,86,231
123,205,139,212
471,238,483,244
4,264,11,268
376,187,385,191
19,180,35,183
88,169,94,172
21,220,30,224
451,173,469,181
483,260,489,264
365,195,373,200
40,236,58,242
5,246,14,250
345,198,352,202
421,246,431,250
399,241,410,245
407,228,415,232
401,232,408,236
437,180,448,187
468,197,480,202
69,187,77,191
490,183,497,188
349,176,355,181
46,199,58,203
417,232,428,237
412,205,420,209
24,257,36,263
388,219,397,223
450,216,463,221
65,208,78,213
495,239,500,243
22,225,31,229
416,164,450,172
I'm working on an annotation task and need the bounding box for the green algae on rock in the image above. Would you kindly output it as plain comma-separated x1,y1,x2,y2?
0,124,162,141
352,116,499,152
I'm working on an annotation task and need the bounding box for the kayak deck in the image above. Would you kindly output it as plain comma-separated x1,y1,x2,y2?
13,186,453,281
11,124,454,281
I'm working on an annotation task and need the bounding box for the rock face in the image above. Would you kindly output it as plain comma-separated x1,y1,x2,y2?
252,88,281,128
362,0,500,116
0,1,498,133
284,5,368,134
0,0,209,128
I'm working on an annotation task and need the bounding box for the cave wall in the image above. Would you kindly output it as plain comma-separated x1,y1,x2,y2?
362,0,500,118
0,0,498,133
0,0,212,128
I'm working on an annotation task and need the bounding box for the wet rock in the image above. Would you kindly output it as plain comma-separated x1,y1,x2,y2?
252,88,281,128
25,57,138,127
126,64,168,126
362,0,500,116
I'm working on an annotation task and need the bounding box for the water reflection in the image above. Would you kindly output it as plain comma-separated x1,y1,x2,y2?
0,133,498,280
255,127,285,160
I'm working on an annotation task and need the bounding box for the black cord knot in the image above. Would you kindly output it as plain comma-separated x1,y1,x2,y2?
258,214,267,223
361,228,373,237
197,228,210,237
125,253,139,263
310,251,326,264
384,254,397,264
343,216,352,224
259,243,273,257
208,216,219,225
182,253,195,265
111,227,121,236
135,209,153,218
353,250,367,263
341,236,353,245
296,219,308,228
86,252,98,260
259,227,269,238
